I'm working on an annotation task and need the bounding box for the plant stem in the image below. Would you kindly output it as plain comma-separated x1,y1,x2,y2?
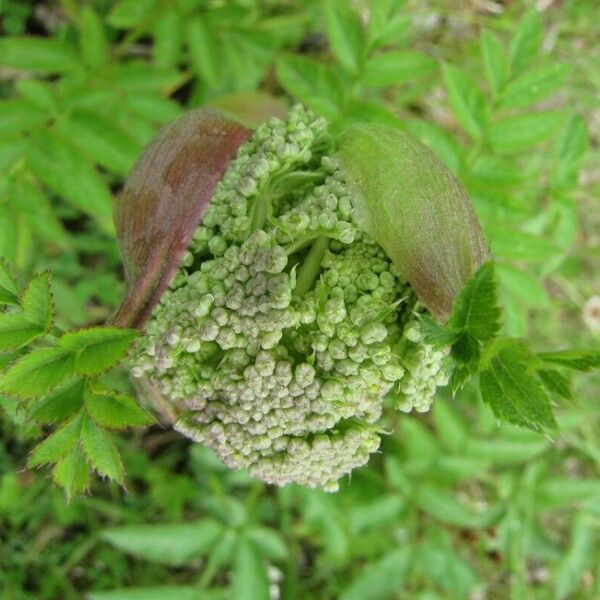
294,236,328,297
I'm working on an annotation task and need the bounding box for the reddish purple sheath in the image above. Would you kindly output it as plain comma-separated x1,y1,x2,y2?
113,110,251,329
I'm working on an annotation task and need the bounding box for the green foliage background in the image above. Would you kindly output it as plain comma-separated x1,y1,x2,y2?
0,0,599,598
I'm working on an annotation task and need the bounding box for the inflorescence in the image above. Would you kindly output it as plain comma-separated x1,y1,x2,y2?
131,105,450,491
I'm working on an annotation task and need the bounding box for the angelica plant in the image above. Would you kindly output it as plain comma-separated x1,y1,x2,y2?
125,107,462,490
1,105,598,496
110,105,595,491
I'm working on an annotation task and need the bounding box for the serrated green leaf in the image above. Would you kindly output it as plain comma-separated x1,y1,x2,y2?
0,347,75,399
441,63,488,140
0,36,81,73
233,538,270,600
21,272,53,330
0,259,19,305
0,313,43,351
479,342,557,431
450,366,471,396
363,50,435,87
499,63,569,109
538,349,600,372
448,262,500,343
324,0,365,73
451,333,481,366
59,327,138,376
85,391,154,429
80,6,109,70
509,9,542,74
30,378,86,424
480,29,508,97
28,413,82,467
53,445,90,500
81,414,124,482
537,369,572,401
488,111,566,153
420,315,460,348
102,520,223,566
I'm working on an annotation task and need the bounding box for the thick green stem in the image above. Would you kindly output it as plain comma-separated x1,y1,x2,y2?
250,191,271,232
294,236,329,297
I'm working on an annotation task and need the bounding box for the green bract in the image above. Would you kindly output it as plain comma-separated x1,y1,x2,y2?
120,106,486,491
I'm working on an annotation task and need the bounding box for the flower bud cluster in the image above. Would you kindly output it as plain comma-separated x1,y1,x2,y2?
131,105,452,490
395,322,451,413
